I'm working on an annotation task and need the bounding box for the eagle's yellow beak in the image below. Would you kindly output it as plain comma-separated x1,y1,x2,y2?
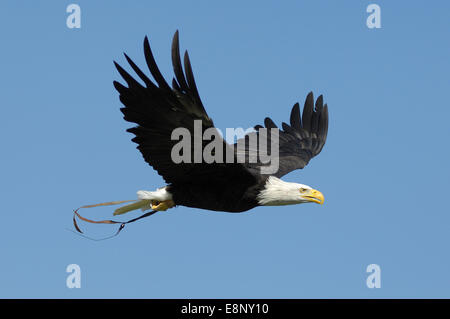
303,189,324,205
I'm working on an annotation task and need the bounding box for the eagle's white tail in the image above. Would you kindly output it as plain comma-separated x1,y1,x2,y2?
113,199,152,216
113,186,173,216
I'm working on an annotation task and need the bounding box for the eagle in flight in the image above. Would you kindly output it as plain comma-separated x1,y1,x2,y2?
74,31,329,235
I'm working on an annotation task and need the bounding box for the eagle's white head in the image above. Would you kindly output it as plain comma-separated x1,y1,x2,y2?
257,176,324,206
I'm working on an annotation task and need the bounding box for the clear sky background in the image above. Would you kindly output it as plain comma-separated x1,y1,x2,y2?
0,1,449,298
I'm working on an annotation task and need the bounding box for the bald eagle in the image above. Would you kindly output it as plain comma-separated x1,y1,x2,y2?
78,31,328,228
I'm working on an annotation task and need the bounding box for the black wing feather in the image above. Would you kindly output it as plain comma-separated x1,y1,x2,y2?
246,92,328,178
290,102,301,129
183,51,205,111
143,36,171,90
114,31,254,185
302,92,314,132
124,53,155,88
264,117,278,129
171,31,190,92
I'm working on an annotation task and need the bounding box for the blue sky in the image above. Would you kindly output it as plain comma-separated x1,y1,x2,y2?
0,1,449,298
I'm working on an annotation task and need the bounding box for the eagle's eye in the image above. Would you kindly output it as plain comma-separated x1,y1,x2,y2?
299,188,307,193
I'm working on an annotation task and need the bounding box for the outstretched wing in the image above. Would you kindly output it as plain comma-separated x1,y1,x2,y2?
114,31,254,184
240,92,328,178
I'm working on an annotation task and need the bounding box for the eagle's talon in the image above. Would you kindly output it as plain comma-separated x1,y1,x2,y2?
151,200,175,211
151,201,160,210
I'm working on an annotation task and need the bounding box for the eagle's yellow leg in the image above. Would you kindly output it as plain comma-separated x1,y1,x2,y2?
151,200,175,211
